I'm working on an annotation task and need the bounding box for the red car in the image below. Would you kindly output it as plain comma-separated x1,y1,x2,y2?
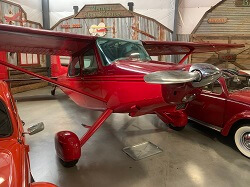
0,81,56,187
186,73,250,158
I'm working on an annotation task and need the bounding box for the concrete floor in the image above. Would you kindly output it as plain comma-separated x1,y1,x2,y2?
14,87,250,187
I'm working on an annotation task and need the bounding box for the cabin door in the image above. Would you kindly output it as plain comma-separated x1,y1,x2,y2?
81,48,105,110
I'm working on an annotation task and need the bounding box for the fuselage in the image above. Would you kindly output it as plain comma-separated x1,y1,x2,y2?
52,41,199,116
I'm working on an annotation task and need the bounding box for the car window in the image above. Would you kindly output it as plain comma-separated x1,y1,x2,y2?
203,80,222,95
68,57,81,77
82,49,98,75
0,100,12,138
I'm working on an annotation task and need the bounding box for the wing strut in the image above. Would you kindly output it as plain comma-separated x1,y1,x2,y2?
178,49,194,64
0,60,107,103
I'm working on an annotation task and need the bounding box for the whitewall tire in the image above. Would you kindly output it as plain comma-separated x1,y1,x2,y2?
234,125,250,158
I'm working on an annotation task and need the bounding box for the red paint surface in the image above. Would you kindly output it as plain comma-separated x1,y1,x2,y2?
156,110,188,127
0,51,8,80
55,131,81,162
0,81,56,186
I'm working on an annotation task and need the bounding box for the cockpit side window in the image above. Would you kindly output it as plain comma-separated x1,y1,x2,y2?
68,57,81,77
82,49,98,75
0,100,12,138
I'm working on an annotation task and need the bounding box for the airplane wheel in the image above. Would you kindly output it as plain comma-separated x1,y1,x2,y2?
51,89,55,96
234,124,250,158
168,124,185,131
59,158,79,168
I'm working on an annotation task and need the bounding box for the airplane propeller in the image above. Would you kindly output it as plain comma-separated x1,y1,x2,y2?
144,63,222,88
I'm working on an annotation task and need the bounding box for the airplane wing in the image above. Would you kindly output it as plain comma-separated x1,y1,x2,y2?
0,24,97,56
142,41,245,56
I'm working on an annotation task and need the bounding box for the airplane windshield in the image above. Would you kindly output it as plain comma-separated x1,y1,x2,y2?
96,38,151,66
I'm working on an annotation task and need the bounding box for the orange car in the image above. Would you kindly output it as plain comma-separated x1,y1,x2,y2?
0,81,56,187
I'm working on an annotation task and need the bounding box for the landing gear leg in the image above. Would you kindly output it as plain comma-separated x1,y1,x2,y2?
80,109,113,146
55,109,113,167
51,85,57,96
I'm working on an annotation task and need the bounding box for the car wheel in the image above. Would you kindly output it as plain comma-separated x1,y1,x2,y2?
234,124,250,158
59,158,79,168
168,124,185,131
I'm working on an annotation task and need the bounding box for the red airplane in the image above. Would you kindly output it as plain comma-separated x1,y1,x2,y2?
0,24,244,167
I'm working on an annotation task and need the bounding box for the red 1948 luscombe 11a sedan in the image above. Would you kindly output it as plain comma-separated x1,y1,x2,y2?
186,70,250,158
0,81,56,187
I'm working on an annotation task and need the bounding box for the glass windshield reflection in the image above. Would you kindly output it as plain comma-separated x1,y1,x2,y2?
97,38,151,66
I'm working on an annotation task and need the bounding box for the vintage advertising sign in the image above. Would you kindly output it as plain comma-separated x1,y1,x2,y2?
235,0,250,7
89,22,111,36
61,24,82,29
74,4,134,19
219,53,237,62
207,18,228,24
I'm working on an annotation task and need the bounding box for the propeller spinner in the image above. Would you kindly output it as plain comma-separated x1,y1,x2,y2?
144,63,222,88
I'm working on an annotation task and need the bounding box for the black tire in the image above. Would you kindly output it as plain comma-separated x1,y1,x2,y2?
51,89,55,96
59,158,79,168
168,124,185,131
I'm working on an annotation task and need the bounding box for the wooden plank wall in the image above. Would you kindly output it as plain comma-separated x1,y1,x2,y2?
190,34,250,70
9,67,49,94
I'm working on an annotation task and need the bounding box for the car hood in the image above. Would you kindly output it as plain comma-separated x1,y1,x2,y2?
112,60,189,75
0,139,20,187
229,88,250,104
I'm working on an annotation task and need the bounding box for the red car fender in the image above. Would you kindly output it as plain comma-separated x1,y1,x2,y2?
221,110,250,136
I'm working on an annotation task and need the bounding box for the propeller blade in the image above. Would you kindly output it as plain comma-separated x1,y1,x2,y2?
144,70,201,84
144,63,222,87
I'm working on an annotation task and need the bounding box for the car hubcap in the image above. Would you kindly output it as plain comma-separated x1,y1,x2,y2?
241,132,250,150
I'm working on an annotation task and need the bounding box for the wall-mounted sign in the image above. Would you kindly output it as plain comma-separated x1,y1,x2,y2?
74,4,134,19
4,11,26,25
208,18,228,24
61,24,82,29
235,0,250,7
89,22,111,37
219,53,237,62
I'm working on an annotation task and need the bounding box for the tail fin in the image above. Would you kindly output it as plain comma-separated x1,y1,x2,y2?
51,55,68,77
0,51,8,80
